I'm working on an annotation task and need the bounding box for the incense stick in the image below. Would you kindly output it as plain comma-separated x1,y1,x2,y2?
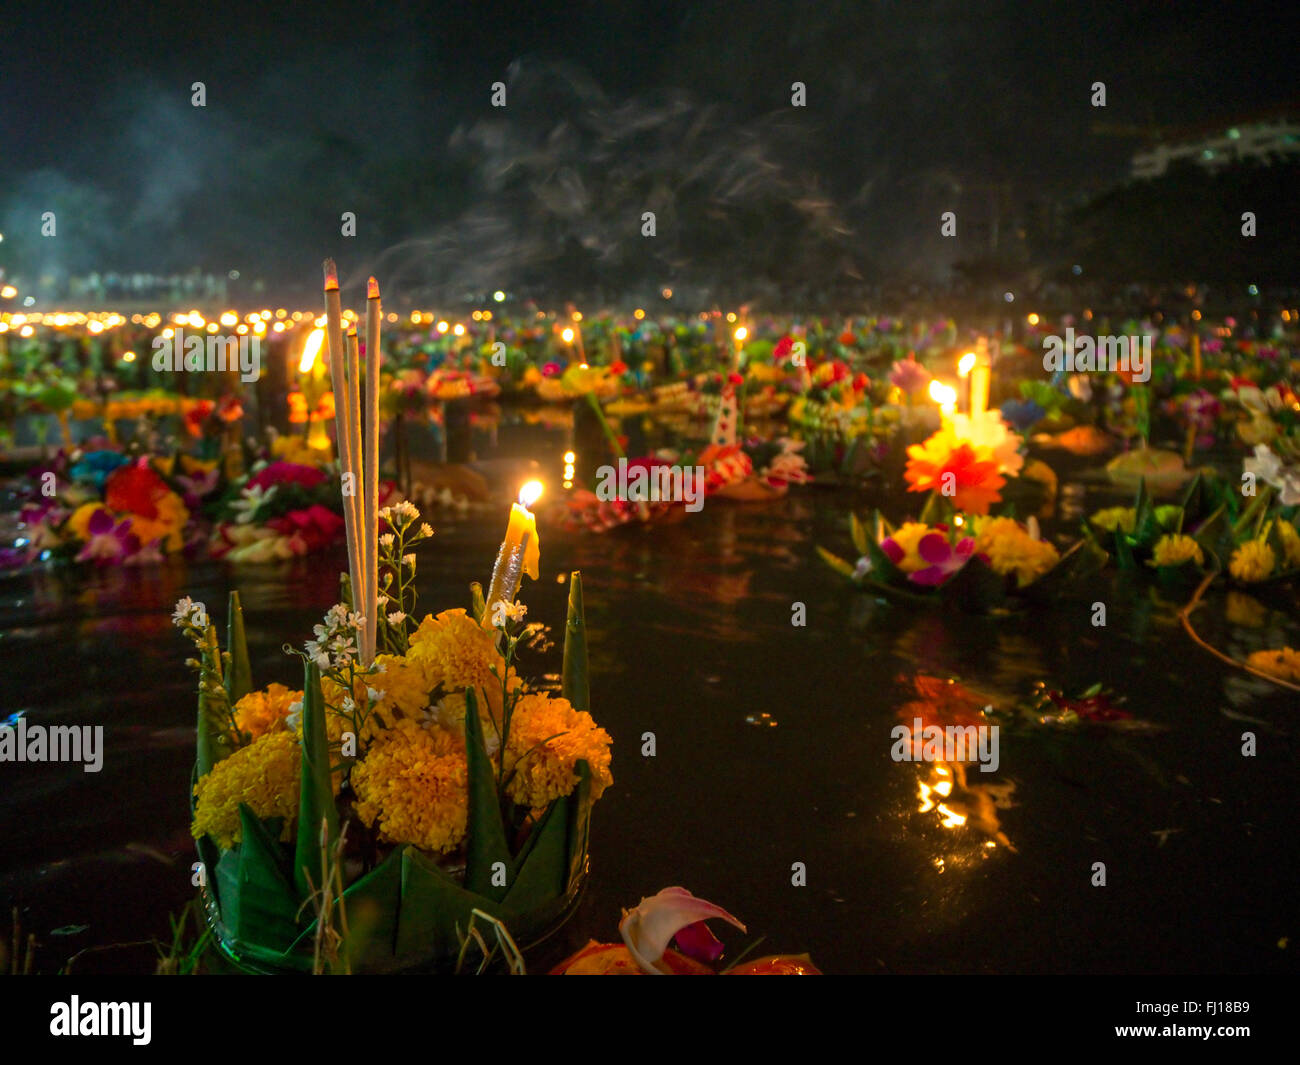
365,278,381,664
346,325,368,662
323,261,360,624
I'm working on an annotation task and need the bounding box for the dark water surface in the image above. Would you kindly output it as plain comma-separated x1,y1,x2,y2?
2,423,1298,974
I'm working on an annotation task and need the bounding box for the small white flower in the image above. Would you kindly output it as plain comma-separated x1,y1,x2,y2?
387,610,406,625
379,532,395,548
232,483,277,524
285,700,303,731
402,553,416,567
419,523,433,538
313,652,331,671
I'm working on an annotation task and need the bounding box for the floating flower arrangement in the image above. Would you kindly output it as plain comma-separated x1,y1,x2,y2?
175,266,611,972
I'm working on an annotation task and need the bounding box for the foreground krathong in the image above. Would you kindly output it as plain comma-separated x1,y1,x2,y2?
173,265,610,972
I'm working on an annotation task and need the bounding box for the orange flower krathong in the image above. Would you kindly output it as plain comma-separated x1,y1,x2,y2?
904,431,1006,515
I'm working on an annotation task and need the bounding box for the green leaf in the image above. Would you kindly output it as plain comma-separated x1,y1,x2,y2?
225,591,252,705
462,687,513,901
863,526,904,587
940,555,1006,613
918,490,945,526
216,806,302,950
394,848,481,962
562,571,590,713
501,800,568,914
1232,483,1274,539
1020,538,1108,603
849,512,869,555
564,761,592,893
293,661,336,900
816,545,856,579
1192,504,1230,561
1132,478,1159,547
295,843,406,970
470,581,487,624
1178,471,1205,521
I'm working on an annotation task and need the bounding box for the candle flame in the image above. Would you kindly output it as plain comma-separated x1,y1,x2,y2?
561,327,575,343
928,380,957,406
958,352,976,376
299,327,325,373
323,259,339,291
367,276,380,300
518,481,543,508
734,326,748,342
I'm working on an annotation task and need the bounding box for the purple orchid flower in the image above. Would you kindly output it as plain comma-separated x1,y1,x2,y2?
909,532,976,586
175,467,221,507
75,509,138,565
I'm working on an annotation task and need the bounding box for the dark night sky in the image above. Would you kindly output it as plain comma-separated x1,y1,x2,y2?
2,0,1297,301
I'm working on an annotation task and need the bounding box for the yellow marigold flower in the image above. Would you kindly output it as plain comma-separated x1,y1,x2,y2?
504,693,613,813
351,719,468,854
886,522,933,574
408,608,506,695
367,653,433,719
191,730,301,850
1090,507,1136,534
1150,534,1204,569
1266,519,1300,569
234,683,302,741
1245,647,1300,683
1229,539,1275,583
974,517,1061,586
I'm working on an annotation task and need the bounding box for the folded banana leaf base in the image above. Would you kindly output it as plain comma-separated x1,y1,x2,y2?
194,579,595,974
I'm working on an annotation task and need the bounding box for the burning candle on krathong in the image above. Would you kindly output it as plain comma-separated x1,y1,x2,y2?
957,351,976,412
732,325,748,368
560,325,576,363
485,480,543,618
969,338,991,419
570,313,587,363
929,379,957,427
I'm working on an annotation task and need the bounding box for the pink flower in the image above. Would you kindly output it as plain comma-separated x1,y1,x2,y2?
888,357,930,396
247,461,327,491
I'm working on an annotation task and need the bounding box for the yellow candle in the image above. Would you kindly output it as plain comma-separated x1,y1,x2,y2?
1191,331,1201,379
486,481,542,617
970,363,990,419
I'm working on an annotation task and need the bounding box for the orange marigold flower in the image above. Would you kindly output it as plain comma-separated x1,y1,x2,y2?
904,433,1005,515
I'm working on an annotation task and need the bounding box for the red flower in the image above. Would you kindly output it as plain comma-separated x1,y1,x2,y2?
267,504,344,551
610,360,628,375
728,372,744,385
247,461,327,491
104,460,170,520
773,336,794,361
184,399,215,437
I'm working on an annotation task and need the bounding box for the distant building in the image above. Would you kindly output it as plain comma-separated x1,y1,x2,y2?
1132,117,1300,179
